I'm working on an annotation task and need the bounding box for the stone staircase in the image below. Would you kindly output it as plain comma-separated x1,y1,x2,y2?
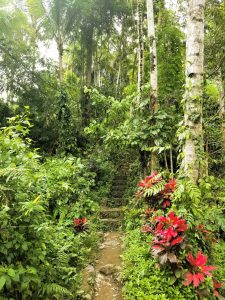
99,171,127,231
80,169,128,299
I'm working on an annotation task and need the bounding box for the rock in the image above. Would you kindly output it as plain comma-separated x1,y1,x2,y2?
99,264,117,276
80,265,96,299
86,264,95,274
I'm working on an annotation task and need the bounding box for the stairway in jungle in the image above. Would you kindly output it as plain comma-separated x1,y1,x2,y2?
93,169,128,300
100,170,127,231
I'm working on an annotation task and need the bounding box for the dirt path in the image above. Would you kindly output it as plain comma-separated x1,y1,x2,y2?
93,231,123,300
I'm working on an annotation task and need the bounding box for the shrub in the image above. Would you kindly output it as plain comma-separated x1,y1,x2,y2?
0,113,99,299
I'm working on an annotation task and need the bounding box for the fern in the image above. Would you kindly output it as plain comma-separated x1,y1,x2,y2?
42,283,73,298
173,180,201,205
186,181,201,203
0,184,11,203
57,251,70,265
144,181,165,197
0,166,28,182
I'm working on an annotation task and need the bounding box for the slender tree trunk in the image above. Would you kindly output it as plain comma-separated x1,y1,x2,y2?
170,148,174,174
219,72,225,152
219,76,225,118
164,152,169,171
57,34,64,82
205,138,209,176
132,52,137,83
81,42,85,85
31,26,37,75
182,0,205,183
116,64,121,96
94,39,100,87
137,0,144,103
146,0,158,113
147,0,159,172
86,25,94,86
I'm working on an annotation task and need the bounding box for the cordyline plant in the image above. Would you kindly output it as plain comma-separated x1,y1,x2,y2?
160,178,176,208
136,172,176,210
151,212,188,264
213,280,223,299
182,251,223,299
137,172,223,298
73,217,87,232
183,251,216,287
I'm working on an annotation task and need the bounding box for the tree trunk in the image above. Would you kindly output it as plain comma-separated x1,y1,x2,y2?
57,34,64,82
147,0,159,172
219,72,225,152
137,0,144,103
116,64,121,96
170,147,174,174
86,25,94,86
182,0,205,183
146,0,158,113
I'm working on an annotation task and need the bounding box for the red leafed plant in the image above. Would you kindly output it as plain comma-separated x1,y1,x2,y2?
183,251,216,288
160,179,177,208
143,207,156,219
160,179,177,198
151,212,188,264
136,173,177,210
213,280,223,298
73,217,87,232
138,171,162,189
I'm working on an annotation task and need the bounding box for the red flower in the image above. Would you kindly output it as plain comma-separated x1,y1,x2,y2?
183,251,216,287
73,217,87,232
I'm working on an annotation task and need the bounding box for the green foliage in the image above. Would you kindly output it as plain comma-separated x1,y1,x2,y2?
157,9,185,102
0,113,99,299
85,87,179,173
172,179,202,215
203,81,224,174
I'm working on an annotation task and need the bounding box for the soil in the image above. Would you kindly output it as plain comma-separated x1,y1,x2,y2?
93,231,123,300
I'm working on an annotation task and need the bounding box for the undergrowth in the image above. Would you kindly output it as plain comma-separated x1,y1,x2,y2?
0,112,99,299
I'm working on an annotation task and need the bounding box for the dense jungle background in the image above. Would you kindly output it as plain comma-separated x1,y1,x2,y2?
0,0,225,299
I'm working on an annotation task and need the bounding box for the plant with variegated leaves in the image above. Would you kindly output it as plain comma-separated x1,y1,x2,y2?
148,211,188,265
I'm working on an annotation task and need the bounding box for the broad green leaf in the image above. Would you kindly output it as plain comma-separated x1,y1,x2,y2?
0,276,6,290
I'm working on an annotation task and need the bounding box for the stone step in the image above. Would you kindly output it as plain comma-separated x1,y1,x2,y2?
112,176,127,183
111,181,127,190
100,207,123,219
110,191,125,197
100,218,123,231
107,198,127,208
111,185,126,191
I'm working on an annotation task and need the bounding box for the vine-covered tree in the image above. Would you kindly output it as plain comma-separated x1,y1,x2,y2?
182,0,205,182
